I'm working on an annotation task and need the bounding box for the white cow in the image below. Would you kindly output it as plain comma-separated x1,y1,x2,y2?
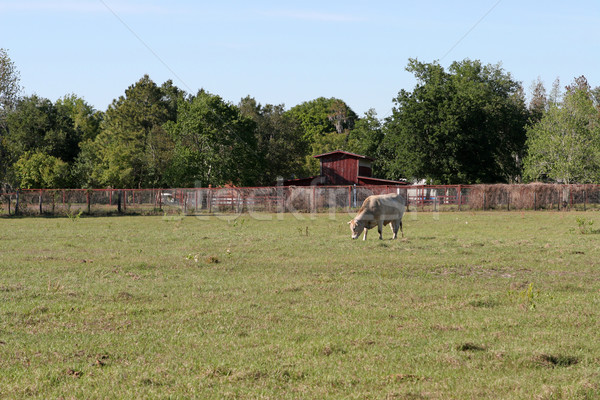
348,193,406,240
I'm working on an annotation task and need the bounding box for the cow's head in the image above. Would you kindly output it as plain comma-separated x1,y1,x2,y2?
348,219,365,239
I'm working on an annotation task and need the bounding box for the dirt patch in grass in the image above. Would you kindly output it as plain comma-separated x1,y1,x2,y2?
469,298,499,308
457,342,486,352
534,354,579,368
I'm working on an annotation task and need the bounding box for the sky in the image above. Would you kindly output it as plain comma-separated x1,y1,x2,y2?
1,0,599,118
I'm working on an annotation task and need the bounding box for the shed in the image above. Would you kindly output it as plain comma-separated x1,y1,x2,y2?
283,150,407,186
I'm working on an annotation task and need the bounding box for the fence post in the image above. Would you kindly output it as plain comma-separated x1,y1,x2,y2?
15,189,20,215
117,190,122,213
87,190,91,214
534,191,536,211
7,194,11,215
584,189,587,211
348,186,352,211
39,189,43,215
507,188,510,211
458,185,462,211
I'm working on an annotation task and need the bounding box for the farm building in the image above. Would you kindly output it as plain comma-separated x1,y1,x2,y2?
284,150,407,186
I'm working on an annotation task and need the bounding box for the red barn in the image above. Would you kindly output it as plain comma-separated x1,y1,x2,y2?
284,150,406,186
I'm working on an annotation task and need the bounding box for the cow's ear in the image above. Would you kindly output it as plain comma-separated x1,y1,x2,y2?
347,220,352,224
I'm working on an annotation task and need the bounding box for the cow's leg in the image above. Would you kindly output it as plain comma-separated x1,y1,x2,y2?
400,220,404,238
392,220,399,239
362,227,368,241
378,220,383,240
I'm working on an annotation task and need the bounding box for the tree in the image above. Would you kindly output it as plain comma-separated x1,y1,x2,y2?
164,90,259,188
0,49,22,185
55,94,102,143
529,77,548,124
287,97,358,174
4,94,100,188
381,59,529,184
4,95,56,162
523,76,600,184
14,151,70,189
239,96,308,184
88,75,176,188
0,48,21,121
345,109,383,158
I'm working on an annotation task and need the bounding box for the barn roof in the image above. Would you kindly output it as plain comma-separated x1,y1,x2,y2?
357,176,408,185
313,150,374,161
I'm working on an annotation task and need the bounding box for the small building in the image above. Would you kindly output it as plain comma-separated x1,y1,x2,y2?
284,150,407,186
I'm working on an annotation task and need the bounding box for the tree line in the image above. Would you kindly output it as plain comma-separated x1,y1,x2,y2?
2,48,600,190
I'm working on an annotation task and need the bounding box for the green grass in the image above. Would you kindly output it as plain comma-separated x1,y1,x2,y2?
1,211,600,399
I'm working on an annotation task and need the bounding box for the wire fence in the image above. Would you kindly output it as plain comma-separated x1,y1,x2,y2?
2,183,600,217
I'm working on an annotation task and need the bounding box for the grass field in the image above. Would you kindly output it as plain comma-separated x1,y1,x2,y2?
1,211,600,399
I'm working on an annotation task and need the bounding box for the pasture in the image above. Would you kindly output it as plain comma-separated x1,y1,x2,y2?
1,211,599,399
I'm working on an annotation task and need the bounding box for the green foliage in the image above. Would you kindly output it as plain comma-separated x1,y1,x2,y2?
5,60,600,190
382,59,529,184
345,109,383,158
0,48,21,117
14,151,70,189
0,48,21,184
3,94,100,188
55,94,102,143
66,209,83,221
87,75,176,188
239,96,309,184
287,97,358,174
165,90,259,187
575,217,600,234
524,76,600,184
507,283,541,311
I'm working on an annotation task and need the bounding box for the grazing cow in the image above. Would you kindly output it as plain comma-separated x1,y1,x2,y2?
348,193,406,240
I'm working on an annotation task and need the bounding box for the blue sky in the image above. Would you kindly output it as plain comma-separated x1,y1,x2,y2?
1,0,599,117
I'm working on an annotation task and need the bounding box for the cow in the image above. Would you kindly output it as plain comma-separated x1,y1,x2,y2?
348,193,406,240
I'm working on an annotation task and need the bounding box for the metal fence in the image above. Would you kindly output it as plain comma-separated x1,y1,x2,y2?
2,183,600,216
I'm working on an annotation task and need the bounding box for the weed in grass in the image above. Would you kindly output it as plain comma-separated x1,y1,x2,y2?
185,253,200,263
296,226,309,236
205,255,220,264
508,282,538,310
66,209,83,221
574,217,600,234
